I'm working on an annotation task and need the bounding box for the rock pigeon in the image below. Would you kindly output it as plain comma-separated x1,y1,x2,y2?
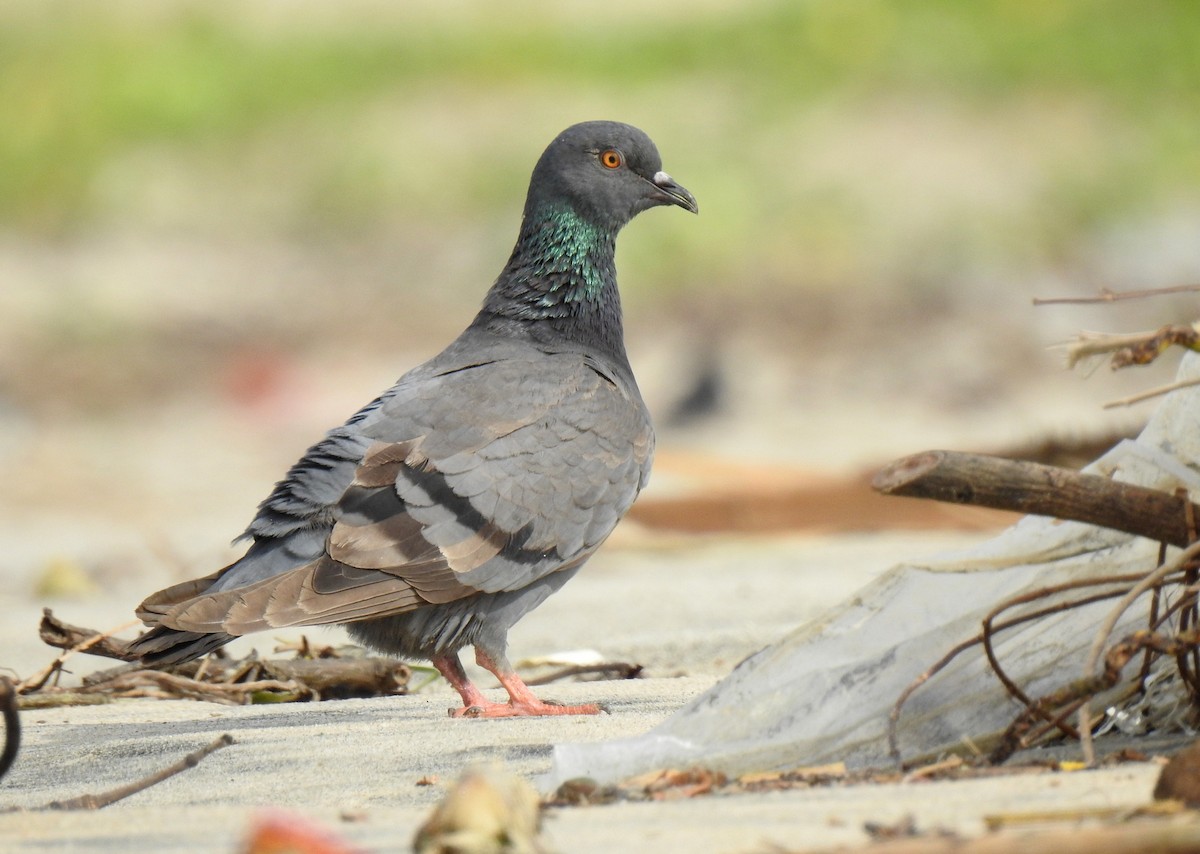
128,121,697,718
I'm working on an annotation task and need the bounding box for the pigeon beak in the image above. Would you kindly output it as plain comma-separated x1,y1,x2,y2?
647,171,698,214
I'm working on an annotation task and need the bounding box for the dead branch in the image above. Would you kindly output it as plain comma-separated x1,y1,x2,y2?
46,734,235,810
75,656,410,702
17,693,110,710
255,658,410,698
1060,324,1200,371
879,451,1200,765
77,670,311,705
524,662,643,686
1078,541,1200,764
0,677,18,782
1033,284,1200,305
873,450,1200,548
1104,377,1200,409
887,575,1160,766
37,609,138,661
1062,329,1170,368
991,626,1200,765
21,614,141,693
1111,324,1200,369
30,610,412,704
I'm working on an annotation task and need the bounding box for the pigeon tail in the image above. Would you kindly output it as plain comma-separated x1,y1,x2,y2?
127,626,237,666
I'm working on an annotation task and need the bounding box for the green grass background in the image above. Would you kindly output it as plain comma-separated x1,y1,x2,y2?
3,0,1200,410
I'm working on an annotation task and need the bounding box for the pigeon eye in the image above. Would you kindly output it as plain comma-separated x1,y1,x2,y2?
599,149,623,169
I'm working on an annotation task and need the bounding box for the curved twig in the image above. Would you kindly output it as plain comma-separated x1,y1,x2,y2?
0,677,18,782
1079,540,1200,765
980,583,1142,742
19,618,140,694
888,575,1149,766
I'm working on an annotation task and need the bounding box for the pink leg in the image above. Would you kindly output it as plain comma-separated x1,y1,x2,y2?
430,650,602,719
430,653,492,715
476,647,602,717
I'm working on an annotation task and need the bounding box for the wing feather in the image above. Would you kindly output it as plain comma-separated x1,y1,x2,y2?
145,345,653,638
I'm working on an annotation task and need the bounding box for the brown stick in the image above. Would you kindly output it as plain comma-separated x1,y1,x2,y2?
22,612,141,693
37,609,138,662
873,450,1200,548
524,662,643,687
256,658,410,698
45,734,234,810
1033,283,1200,305
81,670,309,705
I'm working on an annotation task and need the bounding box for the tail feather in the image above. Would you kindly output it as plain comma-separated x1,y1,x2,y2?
127,626,237,666
135,566,229,623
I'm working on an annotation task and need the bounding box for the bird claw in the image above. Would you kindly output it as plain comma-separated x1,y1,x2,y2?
448,699,604,719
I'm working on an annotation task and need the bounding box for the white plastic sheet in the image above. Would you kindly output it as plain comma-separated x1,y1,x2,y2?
547,354,1200,787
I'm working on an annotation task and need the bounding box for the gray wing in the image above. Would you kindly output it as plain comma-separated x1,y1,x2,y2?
138,344,653,636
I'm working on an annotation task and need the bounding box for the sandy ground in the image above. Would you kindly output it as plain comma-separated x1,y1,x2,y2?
0,530,1173,852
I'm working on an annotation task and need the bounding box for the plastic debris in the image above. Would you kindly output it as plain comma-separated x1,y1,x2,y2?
546,353,1200,788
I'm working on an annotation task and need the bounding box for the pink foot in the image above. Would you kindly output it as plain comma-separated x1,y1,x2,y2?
449,699,603,719
431,651,605,720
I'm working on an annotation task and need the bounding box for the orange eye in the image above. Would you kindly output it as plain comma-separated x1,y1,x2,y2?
600,149,623,169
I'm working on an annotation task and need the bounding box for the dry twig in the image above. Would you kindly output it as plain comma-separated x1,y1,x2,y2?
20,615,140,693
1033,284,1200,305
887,575,1153,765
1078,541,1200,765
83,670,311,705
1104,377,1200,409
46,734,235,810
992,627,1200,766
36,610,138,662
27,609,412,705
1059,324,1200,372
524,662,643,686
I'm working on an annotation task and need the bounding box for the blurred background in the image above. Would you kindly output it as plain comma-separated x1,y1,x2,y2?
3,0,1200,626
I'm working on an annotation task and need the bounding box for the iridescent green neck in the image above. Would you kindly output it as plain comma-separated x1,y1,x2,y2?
473,202,629,366
483,203,619,319
516,204,615,305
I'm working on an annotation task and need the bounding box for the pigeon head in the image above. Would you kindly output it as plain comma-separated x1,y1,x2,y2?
479,121,695,358
524,121,698,231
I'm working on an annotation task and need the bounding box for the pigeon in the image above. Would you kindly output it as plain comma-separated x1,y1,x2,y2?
128,121,697,718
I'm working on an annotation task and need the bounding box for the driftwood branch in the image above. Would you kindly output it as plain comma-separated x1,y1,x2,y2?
873,450,1200,549
21,613,140,693
74,659,410,703
31,609,412,705
37,610,138,662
